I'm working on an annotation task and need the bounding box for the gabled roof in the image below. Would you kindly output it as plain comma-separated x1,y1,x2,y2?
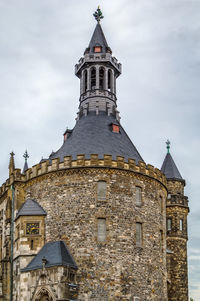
22,241,78,272
161,153,183,180
87,23,110,53
16,199,47,220
49,112,144,164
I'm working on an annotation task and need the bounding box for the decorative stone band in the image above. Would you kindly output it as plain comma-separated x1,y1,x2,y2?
0,154,167,196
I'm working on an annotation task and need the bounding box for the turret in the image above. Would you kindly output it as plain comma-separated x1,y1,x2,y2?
161,140,189,301
75,7,121,121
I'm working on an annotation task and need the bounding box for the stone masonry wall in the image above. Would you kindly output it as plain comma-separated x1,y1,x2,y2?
22,167,168,300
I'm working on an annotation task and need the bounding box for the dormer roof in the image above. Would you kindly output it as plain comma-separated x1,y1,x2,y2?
22,241,77,272
16,199,47,220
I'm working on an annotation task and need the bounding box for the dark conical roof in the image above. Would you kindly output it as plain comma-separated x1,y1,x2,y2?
16,199,47,220
49,112,143,164
161,153,183,180
22,241,77,272
23,161,28,173
87,23,110,53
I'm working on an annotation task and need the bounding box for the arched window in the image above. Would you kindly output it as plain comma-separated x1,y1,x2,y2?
108,69,111,91
91,67,96,90
84,70,87,92
99,67,104,90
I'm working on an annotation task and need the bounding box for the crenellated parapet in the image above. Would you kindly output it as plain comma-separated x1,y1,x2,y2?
0,154,167,198
167,194,189,208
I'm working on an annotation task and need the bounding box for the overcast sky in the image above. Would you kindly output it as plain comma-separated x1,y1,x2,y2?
0,0,199,299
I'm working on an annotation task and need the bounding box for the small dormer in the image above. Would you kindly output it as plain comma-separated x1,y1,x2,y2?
111,123,120,133
63,129,73,142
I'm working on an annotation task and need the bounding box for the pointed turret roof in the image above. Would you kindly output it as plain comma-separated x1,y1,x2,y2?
22,241,77,272
161,141,183,180
87,23,110,54
23,150,29,173
16,199,47,220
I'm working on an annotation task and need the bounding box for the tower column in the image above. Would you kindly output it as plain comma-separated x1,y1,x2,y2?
87,68,90,91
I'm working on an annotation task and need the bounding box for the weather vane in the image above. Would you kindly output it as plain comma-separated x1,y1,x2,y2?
23,150,29,161
166,140,170,154
93,6,104,23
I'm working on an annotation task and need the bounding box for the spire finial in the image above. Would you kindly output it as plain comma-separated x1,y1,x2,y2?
23,150,29,162
23,150,29,173
93,6,104,23
166,140,170,154
9,151,15,176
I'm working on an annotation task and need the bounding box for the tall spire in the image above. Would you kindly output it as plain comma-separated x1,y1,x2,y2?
161,141,183,180
23,150,29,173
9,151,15,176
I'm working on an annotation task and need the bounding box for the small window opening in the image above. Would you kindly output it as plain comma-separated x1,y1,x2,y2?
94,46,102,53
91,67,96,90
69,273,75,282
180,219,183,231
99,68,104,90
136,223,142,246
160,230,163,252
98,218,106,242
112,124,120,133
84,70,87,92
136,187,142,206
31,239,34,250
167,218,172,231
97,181,107,200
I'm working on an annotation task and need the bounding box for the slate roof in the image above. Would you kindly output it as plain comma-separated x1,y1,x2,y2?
16,199,47,220
22,241,78,272
23,161,28,173
87,23,110,54
49,112,144,164
161,153,183,180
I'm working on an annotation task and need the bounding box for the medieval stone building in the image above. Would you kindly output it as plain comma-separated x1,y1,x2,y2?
0,8,189,301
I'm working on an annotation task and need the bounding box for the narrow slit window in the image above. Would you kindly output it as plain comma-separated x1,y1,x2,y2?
108,69,111,91
97,181,107,200
99,68,104,90
167,218,172,231
136,187,142,206
136,223,142,246
160,196,163,213
160,230,163,252
91,67,96,90
84,70,87,92
31,239,34,250
180,219,183,231
98,218,106,242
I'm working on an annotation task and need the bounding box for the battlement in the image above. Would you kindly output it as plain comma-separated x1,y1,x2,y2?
167,194,189,208
0,154,167,197
75,54,122,76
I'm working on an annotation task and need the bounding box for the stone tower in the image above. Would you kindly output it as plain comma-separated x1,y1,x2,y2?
0,8,189,301
161,141,189,301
